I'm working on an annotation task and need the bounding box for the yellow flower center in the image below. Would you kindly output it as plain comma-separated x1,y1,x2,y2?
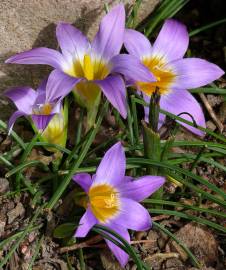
137,56,176,96
42,112,66,148
33,103,52,115
88,184,120,223
66,54,109,81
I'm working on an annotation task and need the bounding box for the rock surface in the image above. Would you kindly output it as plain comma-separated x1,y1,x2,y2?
0,0,159,120
0,178,9,194
7,202,25,224
168,223,218,267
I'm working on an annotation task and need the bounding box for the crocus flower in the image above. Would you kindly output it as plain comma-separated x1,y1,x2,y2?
124,19,224,135
73,142,165,266
4,74,70,133
6,4,155,119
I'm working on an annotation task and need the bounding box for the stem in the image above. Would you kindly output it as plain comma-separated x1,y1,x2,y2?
143,121,161,176
143,89,162,201
149,89,160,132
75,108,85,146
78,248,86,270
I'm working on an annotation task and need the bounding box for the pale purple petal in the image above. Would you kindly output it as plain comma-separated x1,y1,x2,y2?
94,142,125,186
75,208,97,237
5,48,66,70
72,173,92,192
119,176,165,202
123,176,133,182
115,198,152,231
35,80,48,105
31,114,54,131
105,223,130,267
56,22,90,62
171,58,224,89
8,111,27,134
124,29,152,58
45,69,81,102
4,87,37,114
161,89,206,136
110,54,156,82
92,4,125,60
95,75,127,118
158,113,166,129
152,19,189,61
51,102,61,114
144,107,166,129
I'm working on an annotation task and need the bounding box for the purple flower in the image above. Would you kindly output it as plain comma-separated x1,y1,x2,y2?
73,142,165,266
6,4,155,119
124,19,224,136
4,74,69,133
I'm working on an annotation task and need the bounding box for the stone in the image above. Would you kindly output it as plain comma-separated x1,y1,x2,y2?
168,223,218,266
0,221,6,237
206,120,216,131
100,249,124,270
0,178,9,194
7,202,25,224
0,0,159,120
165,258,184,270
143,230,159,254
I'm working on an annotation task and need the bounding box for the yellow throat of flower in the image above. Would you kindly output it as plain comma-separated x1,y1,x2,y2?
137,56,176,96
88,184,119,223
33,103,52,115
66,54,109,81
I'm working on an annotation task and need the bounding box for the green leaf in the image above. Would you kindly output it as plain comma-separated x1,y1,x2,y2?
150,209,226,233
53,223,76,239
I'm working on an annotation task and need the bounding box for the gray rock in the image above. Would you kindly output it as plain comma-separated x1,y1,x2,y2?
168,223,218,266
0,178,9,194
0,221,6,237
7,202,25,224
0,0,159,120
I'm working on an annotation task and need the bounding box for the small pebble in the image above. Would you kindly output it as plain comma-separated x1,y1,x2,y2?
0,221,6,237
7,202,25,224
0,178,9,194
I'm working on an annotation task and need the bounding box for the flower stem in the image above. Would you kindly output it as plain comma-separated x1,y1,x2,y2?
149,88,160,132
143,88,162,200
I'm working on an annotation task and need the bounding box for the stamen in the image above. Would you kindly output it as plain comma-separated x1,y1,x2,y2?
83,54,94,80
88,184,119,223
138,56,176,96
33,103,52,115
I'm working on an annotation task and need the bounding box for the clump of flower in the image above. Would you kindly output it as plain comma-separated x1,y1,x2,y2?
6,4,155,123
73,142,165,266
124,19,224,136
3,3,225,268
